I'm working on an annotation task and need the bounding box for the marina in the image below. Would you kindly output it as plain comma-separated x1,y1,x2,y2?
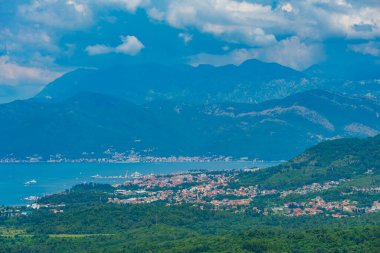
91,171,143,179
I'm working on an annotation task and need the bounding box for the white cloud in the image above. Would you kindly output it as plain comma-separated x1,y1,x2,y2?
0,56,64,86
146,0,380,44
190,50,252,68
86,35,144,56
178,33,193,44
0,54,70,103
85,45,113,56
160,0,282,46
281,3,293,13
258,37,325,70
147,7,165,21
0,28,59,53
222,46,230,51
294,0,380,39
349,42,380,56
96,0,150,12
1,0,379,103
15,0,380,46
115,36,145,55
66,0,87,14
17,0,149,30
18,0,93,29
190,37,324,71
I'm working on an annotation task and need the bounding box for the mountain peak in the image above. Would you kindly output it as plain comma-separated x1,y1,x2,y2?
36,60,305,104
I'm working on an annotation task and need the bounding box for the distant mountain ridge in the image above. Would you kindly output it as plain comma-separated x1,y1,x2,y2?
35,60,308,104
1,90,379,160
305,53,380,81
34,58,380,105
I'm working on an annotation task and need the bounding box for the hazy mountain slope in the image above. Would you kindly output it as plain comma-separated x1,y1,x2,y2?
34,57,380,106
1,90,379,160
305,54,380,81
35,60,309,104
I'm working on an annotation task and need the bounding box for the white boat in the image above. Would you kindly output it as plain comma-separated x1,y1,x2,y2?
24,179,37,186
24,196,39,201
131,171,142,179
91,174,102,179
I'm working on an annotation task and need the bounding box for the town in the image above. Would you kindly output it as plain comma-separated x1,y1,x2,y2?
106,170,380,218
0,149,268,163
2,169,379,219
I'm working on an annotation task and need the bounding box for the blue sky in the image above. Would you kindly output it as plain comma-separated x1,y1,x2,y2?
0,0,380,103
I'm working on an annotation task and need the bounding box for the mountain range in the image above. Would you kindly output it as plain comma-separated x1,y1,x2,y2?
36,59,380,105
36,60,306,104
2,89,379,160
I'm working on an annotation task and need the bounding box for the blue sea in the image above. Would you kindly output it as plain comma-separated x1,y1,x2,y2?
0,161,278,206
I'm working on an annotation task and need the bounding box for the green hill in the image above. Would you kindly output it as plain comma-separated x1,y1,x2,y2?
237,135,380,189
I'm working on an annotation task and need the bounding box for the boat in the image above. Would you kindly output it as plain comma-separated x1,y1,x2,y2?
91,174,102,179
24,196,39,201
131,171,142,179
24,179,37,186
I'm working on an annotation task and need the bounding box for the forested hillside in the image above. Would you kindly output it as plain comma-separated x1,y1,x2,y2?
237,135,380,189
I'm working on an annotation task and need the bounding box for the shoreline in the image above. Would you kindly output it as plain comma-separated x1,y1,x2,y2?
0,161,282,207
0,160,285,164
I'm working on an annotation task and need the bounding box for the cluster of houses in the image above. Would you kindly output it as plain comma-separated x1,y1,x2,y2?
0,151,237,163
26,203,65,214
280,179,350,197
107,170,380,217
0,207,31,217
352,187,380,193
272,197,380,218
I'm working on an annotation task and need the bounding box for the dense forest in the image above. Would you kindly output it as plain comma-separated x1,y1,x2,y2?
0,182,379,252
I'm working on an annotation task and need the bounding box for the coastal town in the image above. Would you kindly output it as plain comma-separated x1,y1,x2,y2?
106,170,380,218
2,169,379,219
0,149,265,163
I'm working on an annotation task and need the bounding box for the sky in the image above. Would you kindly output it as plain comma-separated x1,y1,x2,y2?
1,0,380,103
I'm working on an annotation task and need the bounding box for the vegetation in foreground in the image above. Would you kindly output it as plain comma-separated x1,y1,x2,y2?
1,190,379,253
0,136,379,252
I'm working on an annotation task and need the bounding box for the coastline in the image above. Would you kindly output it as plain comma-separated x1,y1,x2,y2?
0,161,281,206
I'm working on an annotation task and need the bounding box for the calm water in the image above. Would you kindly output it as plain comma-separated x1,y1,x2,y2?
0,161,278,206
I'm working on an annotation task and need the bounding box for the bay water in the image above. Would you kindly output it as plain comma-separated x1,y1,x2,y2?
0,161,278,206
